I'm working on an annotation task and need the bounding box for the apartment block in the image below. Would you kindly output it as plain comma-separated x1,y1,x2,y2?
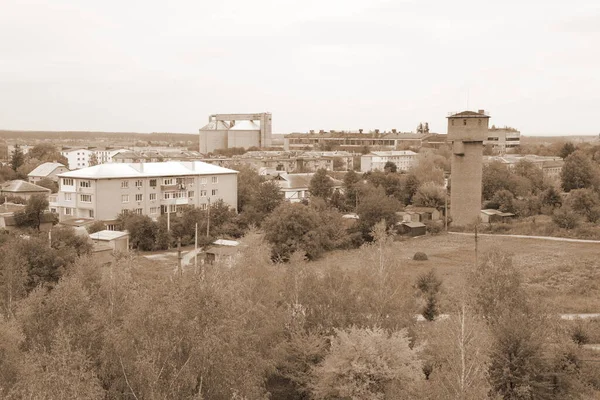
55,161,238,223
360,150,417,172
484,126,521,153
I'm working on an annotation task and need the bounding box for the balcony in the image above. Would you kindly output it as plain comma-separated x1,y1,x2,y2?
161,198,189,206
161,184,187,191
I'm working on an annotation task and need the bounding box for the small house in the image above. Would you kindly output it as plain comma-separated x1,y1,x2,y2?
0,180,51,201
396,221,427,237
480,209,515,224
28,162,69,183
89,230,129,252
406,206,441,221
205,239,244,264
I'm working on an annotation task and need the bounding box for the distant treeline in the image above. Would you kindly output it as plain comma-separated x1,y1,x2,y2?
0,130,198,143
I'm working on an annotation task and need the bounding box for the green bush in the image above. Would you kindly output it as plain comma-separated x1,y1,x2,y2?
552,207,580,230
424,221,443,235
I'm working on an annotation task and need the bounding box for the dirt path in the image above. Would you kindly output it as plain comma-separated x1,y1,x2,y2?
449,232,600,244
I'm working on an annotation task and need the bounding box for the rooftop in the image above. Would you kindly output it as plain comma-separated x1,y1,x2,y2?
0,180,52,193
28,162,68,177
58,161,238,179
448,110,490,118
90,230,129,241
285,131,431,139
367,150,418,157
273,172,343,189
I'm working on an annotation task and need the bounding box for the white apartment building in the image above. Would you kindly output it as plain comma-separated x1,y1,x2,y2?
55,161,238,223
60,148,129,169
360,150,417,172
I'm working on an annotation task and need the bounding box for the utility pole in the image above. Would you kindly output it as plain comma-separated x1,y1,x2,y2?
194,222,198,274
474,223,479,267
177,237,182,276
206,197,211,238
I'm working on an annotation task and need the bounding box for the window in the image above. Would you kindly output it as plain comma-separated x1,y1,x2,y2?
62,178,73,186
135,194,143,202
65,193,72,201
188,191,194,198
200,190,207,197
150,207,158,214
135,180,143,187
121,180,129,189
211,189,218,196
164,192,171,200
134,208,143,215
176,177,184,184
106,224,117,231
149,179,157,187
200,203,207,210
163,178,173,185
89,210,94,218
65,207,73,216
169,205,176,213
80,194,92,202
149,193,157,201
122,194,129,203
200,177,207,185
463,119,467,125
211,176,218,184
80,180,91,188
186,178,194,184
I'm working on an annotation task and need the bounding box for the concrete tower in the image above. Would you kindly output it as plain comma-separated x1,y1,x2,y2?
447,110,490,226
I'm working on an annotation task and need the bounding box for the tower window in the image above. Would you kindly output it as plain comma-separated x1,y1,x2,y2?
463,119,467,125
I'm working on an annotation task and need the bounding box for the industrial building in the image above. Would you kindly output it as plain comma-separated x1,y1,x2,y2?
284,130,432,151
448,110,490,227
199,113,272,154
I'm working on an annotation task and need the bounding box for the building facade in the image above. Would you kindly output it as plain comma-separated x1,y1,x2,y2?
284,131,431,151
60,148,129,169
360,150,417,172
485,127,521,153
28,162,69,183
483,154,564,181
55,161,238,223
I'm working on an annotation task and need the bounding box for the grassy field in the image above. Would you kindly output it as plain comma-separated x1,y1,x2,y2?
130,232,600,313
310,233,600,313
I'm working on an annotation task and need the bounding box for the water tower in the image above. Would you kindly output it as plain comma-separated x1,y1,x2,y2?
447,110,490,226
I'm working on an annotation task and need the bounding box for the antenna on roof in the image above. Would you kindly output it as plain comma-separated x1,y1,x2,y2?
466,87,470,110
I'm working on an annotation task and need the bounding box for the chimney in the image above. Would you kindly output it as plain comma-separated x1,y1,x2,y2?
319,130,325,134
329,130,335,134
478,109,485,114
392,129,397,134
309,130,314,134
374,129,380,134
359,129,363,134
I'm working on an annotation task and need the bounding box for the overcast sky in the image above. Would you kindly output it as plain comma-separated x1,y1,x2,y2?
1,0,598,136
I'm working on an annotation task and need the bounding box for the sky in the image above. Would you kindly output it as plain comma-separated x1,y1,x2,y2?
0,0,599,136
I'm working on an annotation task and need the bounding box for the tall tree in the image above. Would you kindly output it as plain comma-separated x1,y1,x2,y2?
568,188,600,223
15,194,49,231
308,169,334,200
559,142,577,159
561,151,599,192
311,327,422,399
9,144,24,172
